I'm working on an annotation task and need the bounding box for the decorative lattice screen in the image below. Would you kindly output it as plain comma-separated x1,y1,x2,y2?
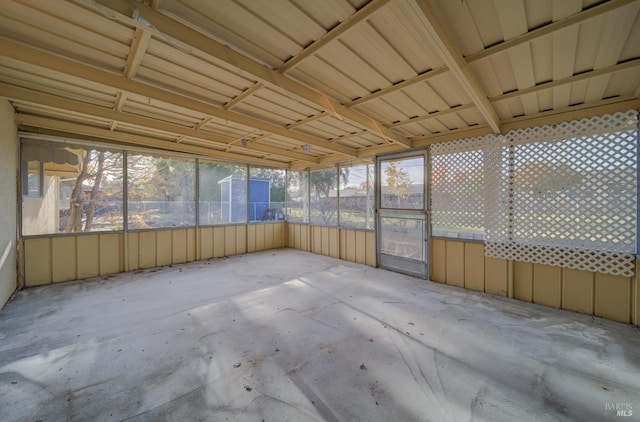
484,111,638,277
431,137,486,239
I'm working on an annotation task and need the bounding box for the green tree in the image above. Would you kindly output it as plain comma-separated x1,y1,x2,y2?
384,161,411,205
310,167,349,224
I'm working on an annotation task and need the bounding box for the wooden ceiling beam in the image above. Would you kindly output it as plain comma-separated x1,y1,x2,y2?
90,0,411,148
124,27,151,79
286,112,328,129
223,82,264,110
16,115,289,168
347,66,448,107
412,0,501,133
112,26,151,127
1,82,318,164
490,58,640,103
466,0,637,64
411,125,493,147
500,96,640,132
0,37,357,157
356,143,404,158
389,104,475,128
278,0,391,74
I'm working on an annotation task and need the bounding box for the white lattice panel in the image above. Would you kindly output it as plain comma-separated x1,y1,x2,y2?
431,137,487,239
484,111,638,277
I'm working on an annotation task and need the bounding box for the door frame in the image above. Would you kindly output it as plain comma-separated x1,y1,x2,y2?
375,150,430,279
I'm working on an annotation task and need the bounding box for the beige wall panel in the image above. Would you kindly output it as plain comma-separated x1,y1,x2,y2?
562,268,593,315
25,238,52,286
187,228,196,262
365,231,375,267
430,239,446,283
77,235,99,279
126,232,139,271
293,224,301,249
156,231,173,267
236,225,247,254
355,231,366,265
532,264,562,308
256,224,266,251
51,236,76,283
311,226,321,254
464,243,484,291
300,225,309,252
330,228,340,259
595,273,631,323
247,224,256,252
272,223,282,248
345,230,356,262
172,229,187,264
99,233,122,276
200,227,214,259
288,223,295,248
225,226,236,256
485,257,507,296
321,227,330,256
213,227,225,257
513,261,533,302
264,223,274,250
339,229,347,260
0,99,17,308
445,241,465,287
139,231,157,268
24,238,51,286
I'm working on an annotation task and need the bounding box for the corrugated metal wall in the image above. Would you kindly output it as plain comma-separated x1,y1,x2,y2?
21,224,638,326
23,223,286,286
431,239,639,325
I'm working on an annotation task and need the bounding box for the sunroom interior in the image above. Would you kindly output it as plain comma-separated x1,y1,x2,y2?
1,0,640,420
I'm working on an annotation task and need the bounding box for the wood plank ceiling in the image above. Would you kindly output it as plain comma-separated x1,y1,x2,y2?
0,0,639,168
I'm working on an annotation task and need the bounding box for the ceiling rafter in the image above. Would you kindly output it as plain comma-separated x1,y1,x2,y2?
500,96,640,132
329,130,369,143
465,0,637,64
111,26,151,131
347,66,448,107
113,91,127,112
412,0,501,133
0,37,357,157
223,82,264,110
124,27,152,79
16,115,288,168
490,58,640,103
286,111,328,129
193,117,213,130
389,104,475,128
90,0,411,148
278,0,391,74
356,143,404,158
411,125,493,147
1,82,319,164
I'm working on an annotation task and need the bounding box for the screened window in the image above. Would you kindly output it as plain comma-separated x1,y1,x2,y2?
199,161,247,225
248,167,285,222
310,168,338,225
431,139,485,240
21,140,124,235
128,154,195,229
286,170,308,223
338,164,374,229
380,157,424,209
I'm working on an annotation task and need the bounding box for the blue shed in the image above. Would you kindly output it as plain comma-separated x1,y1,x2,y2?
218,176,270,222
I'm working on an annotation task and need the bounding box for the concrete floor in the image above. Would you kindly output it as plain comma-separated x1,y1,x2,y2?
0,249,639,421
